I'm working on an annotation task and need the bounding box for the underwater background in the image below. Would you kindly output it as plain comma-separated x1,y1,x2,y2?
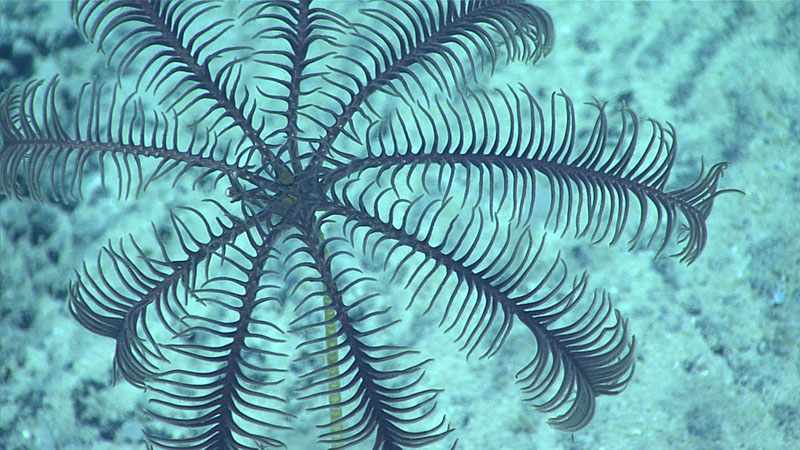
1,1,798,449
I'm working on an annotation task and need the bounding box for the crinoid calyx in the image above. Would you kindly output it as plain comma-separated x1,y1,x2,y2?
0,0,735,448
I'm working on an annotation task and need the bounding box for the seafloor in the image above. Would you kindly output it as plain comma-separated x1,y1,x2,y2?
1,1,798,449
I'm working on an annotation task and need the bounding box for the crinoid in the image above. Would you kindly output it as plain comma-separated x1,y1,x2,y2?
0,0,736,448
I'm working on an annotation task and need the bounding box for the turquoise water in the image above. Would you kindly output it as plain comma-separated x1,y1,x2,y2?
1,1,798,449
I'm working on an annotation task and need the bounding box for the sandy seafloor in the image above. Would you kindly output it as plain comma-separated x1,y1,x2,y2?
0,1,798,449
